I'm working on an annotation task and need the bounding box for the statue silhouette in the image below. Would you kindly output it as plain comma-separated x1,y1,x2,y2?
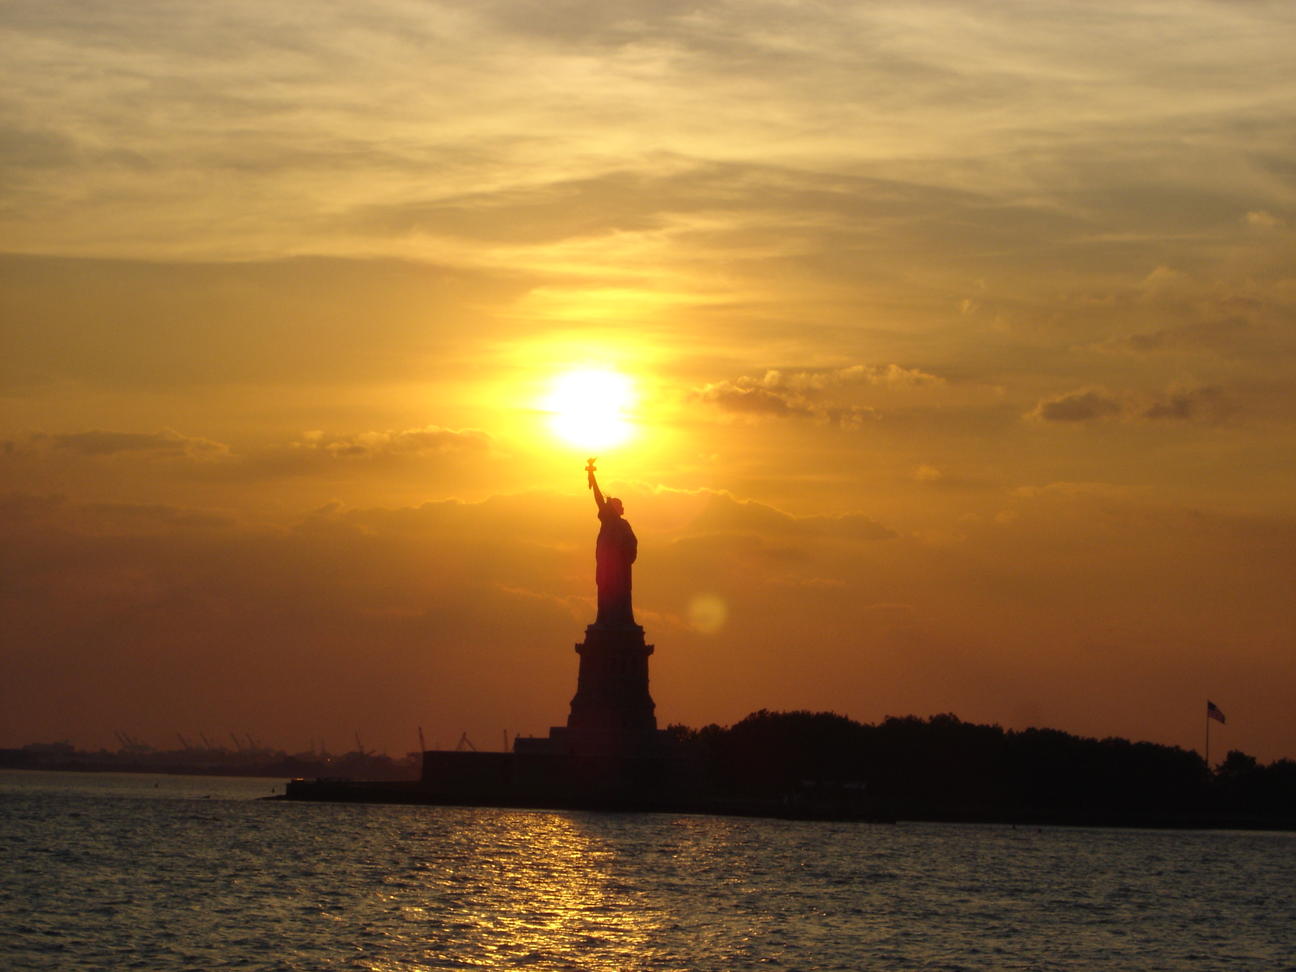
587,459,637,626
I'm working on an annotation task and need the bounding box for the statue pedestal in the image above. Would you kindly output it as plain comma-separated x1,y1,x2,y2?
511,621,665,760
426,618,683,804
567,622,657,735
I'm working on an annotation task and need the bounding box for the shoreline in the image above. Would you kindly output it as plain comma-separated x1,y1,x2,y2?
275,776,1296,832
6,764,1291,830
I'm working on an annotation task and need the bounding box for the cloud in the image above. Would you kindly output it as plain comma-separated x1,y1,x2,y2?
1029,384,1230,424
347,170,675,246
3,0,1293,295
40,428,229,460
692,375,814,418
82,502,234,529
816,364,944,390
1141,385,1226,422
1245,210,1282,229
296,426,491,459
7,425,492,491
0,125,81,171
913,464,944,483
1029,389,1123,423
687,491,896,543
693,363,941,424
201,426,497,485
1126,317,1253,355
0,492,233,536
1,255,534,390
1010,481,1132,501
1138,265,1190,299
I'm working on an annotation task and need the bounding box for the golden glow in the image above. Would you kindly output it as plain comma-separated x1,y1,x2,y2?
541,368,637,450
420,812,660,963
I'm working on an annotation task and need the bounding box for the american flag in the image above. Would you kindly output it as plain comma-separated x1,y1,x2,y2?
1207,700,1226,724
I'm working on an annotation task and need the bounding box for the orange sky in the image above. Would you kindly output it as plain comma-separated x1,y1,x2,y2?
3,0,1294,762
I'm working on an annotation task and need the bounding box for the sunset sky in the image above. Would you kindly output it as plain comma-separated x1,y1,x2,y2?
3,0,1293,762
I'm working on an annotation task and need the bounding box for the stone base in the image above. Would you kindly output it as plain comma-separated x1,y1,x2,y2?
513,725,673,759
413,618,670,804
566,622,658,736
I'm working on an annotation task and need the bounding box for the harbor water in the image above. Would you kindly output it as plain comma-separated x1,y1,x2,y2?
2,769,1292,971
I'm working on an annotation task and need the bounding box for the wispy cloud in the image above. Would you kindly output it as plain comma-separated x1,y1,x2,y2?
693,363,942,425
39,429,229,459
1029,385,1230,424
1029,389,1124,423
294,426,491,459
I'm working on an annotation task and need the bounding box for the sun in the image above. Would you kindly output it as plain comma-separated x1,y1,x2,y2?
541,368,637,450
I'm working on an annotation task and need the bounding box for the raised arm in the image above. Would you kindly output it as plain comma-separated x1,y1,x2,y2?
588,465,607,512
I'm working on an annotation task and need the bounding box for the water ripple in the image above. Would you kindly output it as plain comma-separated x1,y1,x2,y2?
2,771,1293,971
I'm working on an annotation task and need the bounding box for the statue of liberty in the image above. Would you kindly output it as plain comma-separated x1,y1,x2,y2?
586,458,637,626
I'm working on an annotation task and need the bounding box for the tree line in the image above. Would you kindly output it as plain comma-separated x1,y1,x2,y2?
668,710,1296,827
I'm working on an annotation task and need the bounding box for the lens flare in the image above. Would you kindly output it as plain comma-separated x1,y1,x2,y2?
688,594,728,634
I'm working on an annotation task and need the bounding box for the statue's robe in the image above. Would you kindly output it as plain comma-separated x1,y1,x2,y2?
595,508,638,625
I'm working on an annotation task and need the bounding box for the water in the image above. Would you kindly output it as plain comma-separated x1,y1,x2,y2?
1,770,1292,971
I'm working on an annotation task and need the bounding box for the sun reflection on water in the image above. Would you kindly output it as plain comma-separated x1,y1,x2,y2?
400,811,665,971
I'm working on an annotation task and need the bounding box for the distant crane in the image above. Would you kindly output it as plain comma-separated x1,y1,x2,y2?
114,731,151,753
455,731,477,752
